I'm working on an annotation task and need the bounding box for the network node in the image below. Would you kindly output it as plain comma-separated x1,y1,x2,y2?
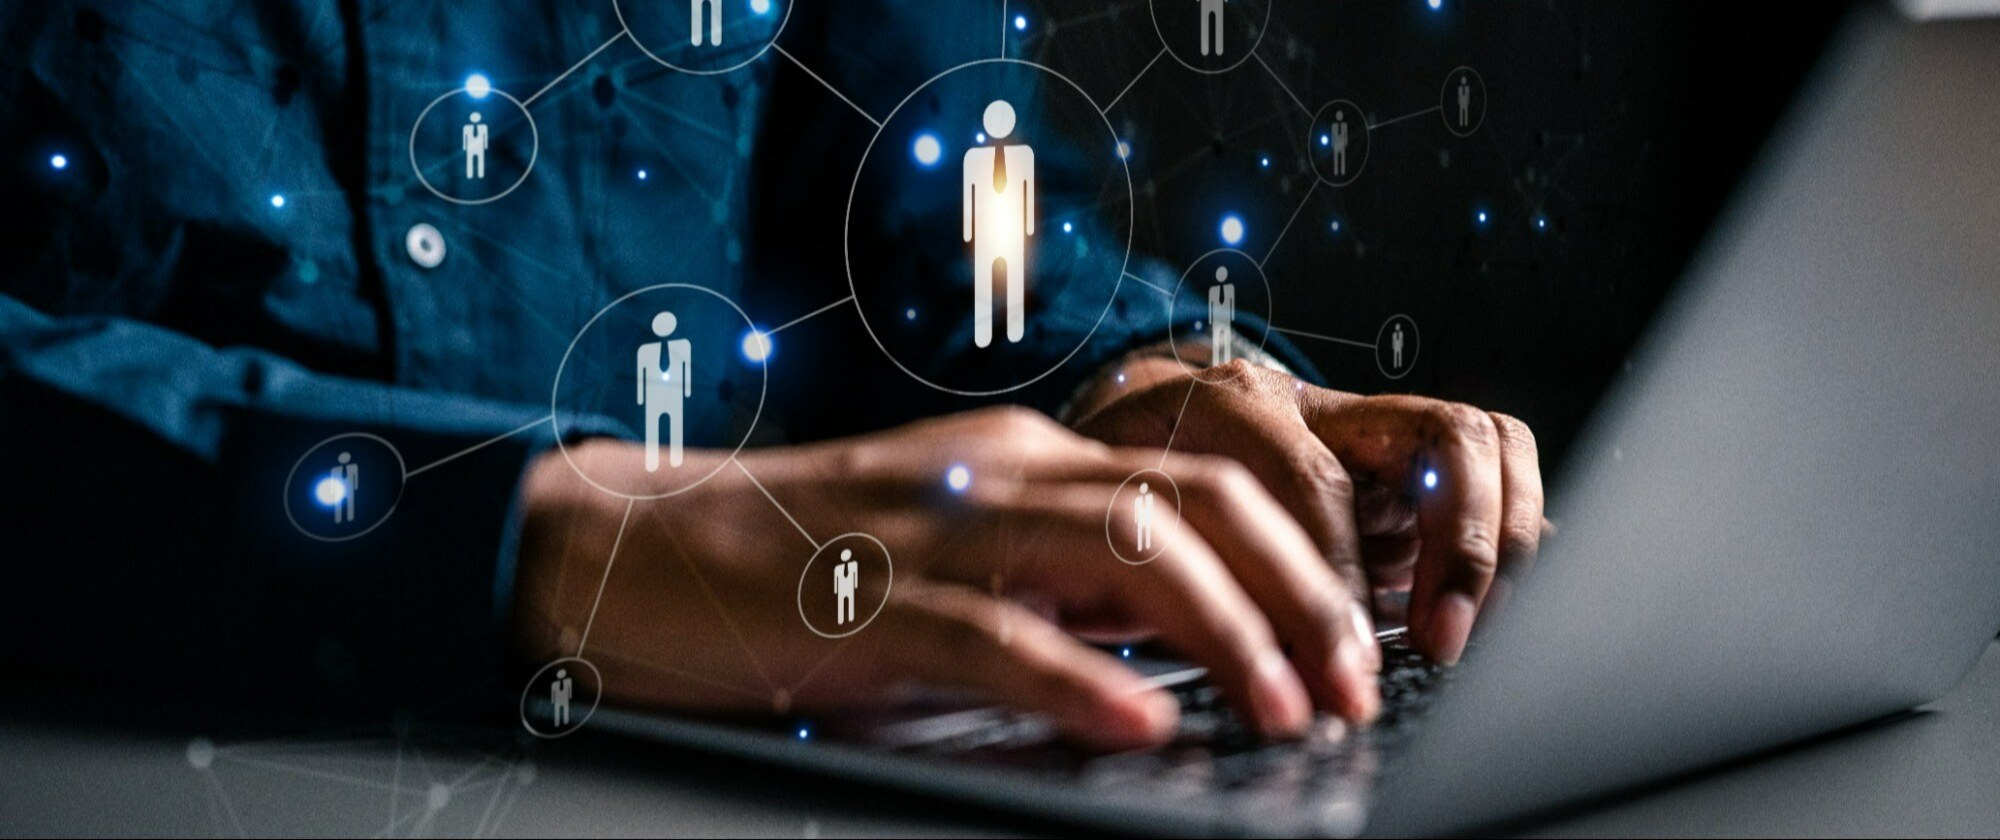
520,657,602,739
798,534,893,639
408,85,538,206
1107,469,1182,566
552,284,768,500
616,0,792,76
283,433,406,542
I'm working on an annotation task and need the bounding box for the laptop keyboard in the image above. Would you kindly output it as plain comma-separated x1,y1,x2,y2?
856,631,1450,824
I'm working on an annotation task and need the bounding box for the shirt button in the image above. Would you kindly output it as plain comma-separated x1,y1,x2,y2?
405,223,446,269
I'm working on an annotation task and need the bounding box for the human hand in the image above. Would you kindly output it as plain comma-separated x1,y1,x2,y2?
512,407,1381,751
1068,356,1546,665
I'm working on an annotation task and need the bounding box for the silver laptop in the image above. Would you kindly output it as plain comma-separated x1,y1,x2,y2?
587,6,2000,835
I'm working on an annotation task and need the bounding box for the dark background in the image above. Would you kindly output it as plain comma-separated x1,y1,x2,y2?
1016,0,1853,477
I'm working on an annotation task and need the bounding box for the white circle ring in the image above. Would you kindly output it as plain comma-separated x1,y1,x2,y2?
408,87,539,207
1167,248,1275,385
844,58,1133,398
613,0,794,77
796,533,894,640
1148,0,1273,76
519,656,602,739
550,283,768,500
282,432,407,544
1107,469,1182,566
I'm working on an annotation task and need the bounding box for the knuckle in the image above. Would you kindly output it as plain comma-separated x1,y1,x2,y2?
1426,402,1497,448
1489,412,1540,456
1455,527,1503,577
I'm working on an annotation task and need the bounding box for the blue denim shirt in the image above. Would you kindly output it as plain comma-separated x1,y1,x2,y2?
0,0,1313,711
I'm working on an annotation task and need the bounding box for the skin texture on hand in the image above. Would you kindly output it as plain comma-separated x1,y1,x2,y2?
513,407,1384,752
1066,356,1547,665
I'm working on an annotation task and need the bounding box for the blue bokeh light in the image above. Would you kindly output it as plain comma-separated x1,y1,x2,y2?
49,154,68,170
912,132,943,168
751,0,774,15
1423,470,1440,491
1014,14,1028,30
465,73,492,100
314,477,348,507
1428,0,1443,10
946,464,972,493
740,329,773,363
1220,215,1246,246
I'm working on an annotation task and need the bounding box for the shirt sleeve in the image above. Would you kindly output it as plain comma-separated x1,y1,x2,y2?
0,293,615,714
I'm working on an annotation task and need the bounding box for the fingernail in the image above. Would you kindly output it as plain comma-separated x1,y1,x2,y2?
1431,592,1478,665
1136,689,1181,743
1254,649,1312,738
1348,601,1382,672
1335,637,1381,725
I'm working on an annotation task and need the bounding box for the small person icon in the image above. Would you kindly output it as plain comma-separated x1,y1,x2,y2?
1392,322,1406,370
330,452,359,525
463,112,488,180
833,549,859,625
551,668,574,728
963,100,1036,349
1134,482,1156,553
638,311,694,472
1198,0,1226,57
1208,267,1236,366
1458,76,1473,127
1332,110,1351,177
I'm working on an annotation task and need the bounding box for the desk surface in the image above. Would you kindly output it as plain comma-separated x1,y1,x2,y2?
0,642,1993,838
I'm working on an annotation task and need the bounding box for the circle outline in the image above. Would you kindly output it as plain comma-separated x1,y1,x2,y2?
551,283,769,500
1307,99,1371,188
796,533,894,639
1148,0,1274,76
613,1,794,77
843,58,1133,398
283,433,407,543
519,656,602,739
1166,248,1276,384
1107,469,1182,566
408,87,539,207
1439,66,1487,138
1375,314,1421,380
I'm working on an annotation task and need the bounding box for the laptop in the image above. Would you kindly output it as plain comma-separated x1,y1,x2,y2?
585,6,2000,835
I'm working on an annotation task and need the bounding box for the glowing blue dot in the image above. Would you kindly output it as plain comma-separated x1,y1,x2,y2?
49,154,68,170
1428,0,1443,9
1477,210,1489,225
1260,156,1271,168
1423,470,1439,491
1116,140,1132,160
904,307,917,321
1120,647,1133,659
1220,215,1246,246
314,477,348,507
741,329,773,363
1014,15,1028,30
946,464,972,493
1115,373,1127,384
637,169,648,181
1321,134,1331,147
269,194,286,209
795,727,809,740
1536,216,1548,230
1062,221,1074,234
465,74,492,100
912,133,943,167
1330,220,1342,234
975,132,987,145
751,0,774,14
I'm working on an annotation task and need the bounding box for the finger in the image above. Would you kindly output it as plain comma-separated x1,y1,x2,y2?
936,491,1315,739
877,584,1179,751
1488,412,1546,585
1140,451,1380,723
1307,397,1505,664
